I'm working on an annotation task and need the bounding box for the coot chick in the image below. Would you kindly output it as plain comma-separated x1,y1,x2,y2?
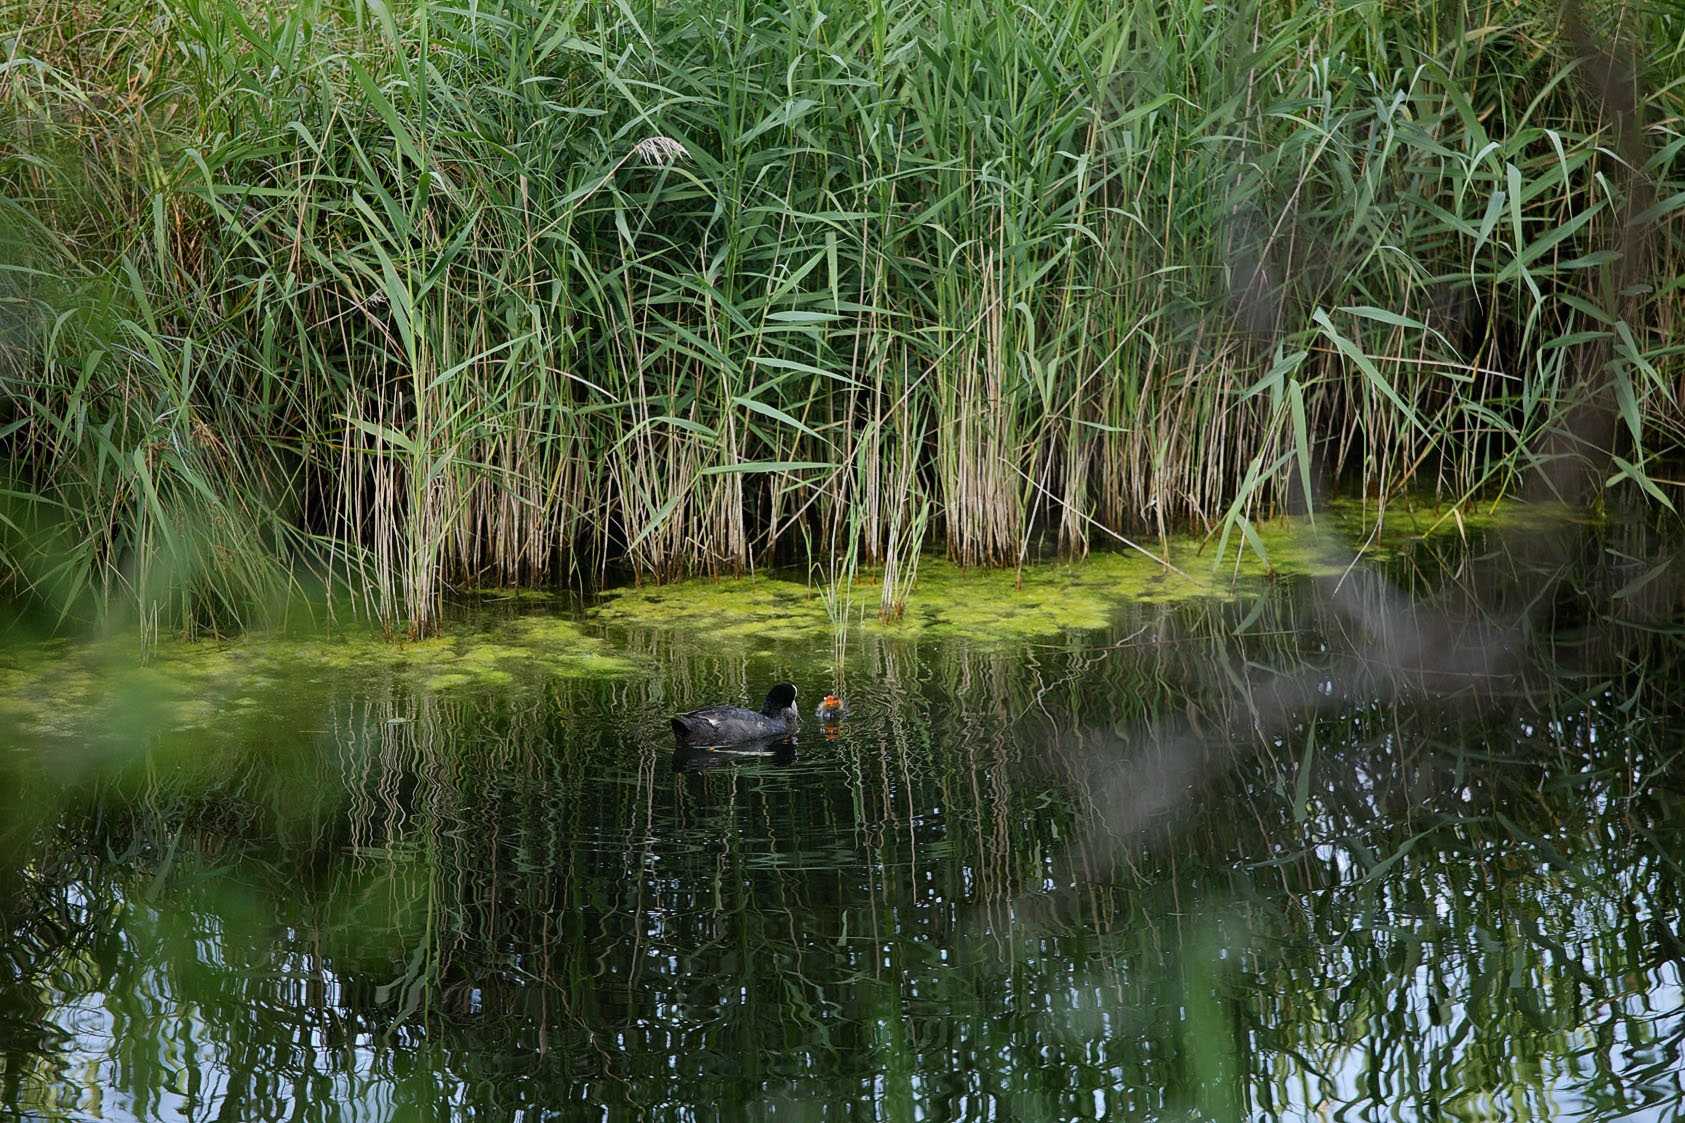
814,693,847,723
670,683,799,745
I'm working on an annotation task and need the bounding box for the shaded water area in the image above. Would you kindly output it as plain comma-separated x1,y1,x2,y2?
2,514,1684,1121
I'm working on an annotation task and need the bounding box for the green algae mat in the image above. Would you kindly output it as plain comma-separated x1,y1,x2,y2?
0,614,639,740
0,499,1573,738
593,499,1575,643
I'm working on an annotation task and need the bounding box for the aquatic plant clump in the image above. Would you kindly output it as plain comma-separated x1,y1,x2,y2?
0,0,1678,636
0,615,638,740
595,499,1577,643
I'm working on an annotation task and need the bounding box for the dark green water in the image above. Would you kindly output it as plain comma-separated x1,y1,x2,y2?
2,524,1684,1121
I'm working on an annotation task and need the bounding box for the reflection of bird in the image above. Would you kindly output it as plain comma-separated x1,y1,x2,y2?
670,683,799,745
814,693,848,723
671,737,797,773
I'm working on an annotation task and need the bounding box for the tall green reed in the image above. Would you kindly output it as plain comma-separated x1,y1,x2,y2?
0,0,1680,635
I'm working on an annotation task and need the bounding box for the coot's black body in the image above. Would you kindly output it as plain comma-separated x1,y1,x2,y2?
671,738,797,773
670,683,799,745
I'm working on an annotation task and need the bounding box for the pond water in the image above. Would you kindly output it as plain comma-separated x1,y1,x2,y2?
2,514,1683,1121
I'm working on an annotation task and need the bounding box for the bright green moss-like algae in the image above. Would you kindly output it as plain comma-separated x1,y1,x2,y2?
594,499,1577,644
0,499,1572,739
0,614,637,739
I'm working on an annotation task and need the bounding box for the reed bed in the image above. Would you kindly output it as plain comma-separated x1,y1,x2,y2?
0,0,1681,635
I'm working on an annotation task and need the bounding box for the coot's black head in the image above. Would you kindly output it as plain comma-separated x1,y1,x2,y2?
761,682,798,715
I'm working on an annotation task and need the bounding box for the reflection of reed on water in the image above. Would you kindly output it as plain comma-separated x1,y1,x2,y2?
1,515,1682,1119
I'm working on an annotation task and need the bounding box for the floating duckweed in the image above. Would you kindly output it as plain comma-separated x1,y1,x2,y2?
473,587,564,603
0,609,640,738
454,643,529,669
593,498,1577,645
0,497,1575,737
595,576,830,639
505,615,612,644
424,672,475,691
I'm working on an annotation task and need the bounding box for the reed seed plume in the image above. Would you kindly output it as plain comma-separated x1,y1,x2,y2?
630,136,689,167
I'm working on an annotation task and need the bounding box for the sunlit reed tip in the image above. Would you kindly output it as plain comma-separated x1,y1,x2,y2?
631,136,689,167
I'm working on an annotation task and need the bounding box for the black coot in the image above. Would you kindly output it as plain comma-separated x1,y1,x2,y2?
672,738,797,773
670,683,799,745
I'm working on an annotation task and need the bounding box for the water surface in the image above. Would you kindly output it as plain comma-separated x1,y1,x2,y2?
2,520,1683,1121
